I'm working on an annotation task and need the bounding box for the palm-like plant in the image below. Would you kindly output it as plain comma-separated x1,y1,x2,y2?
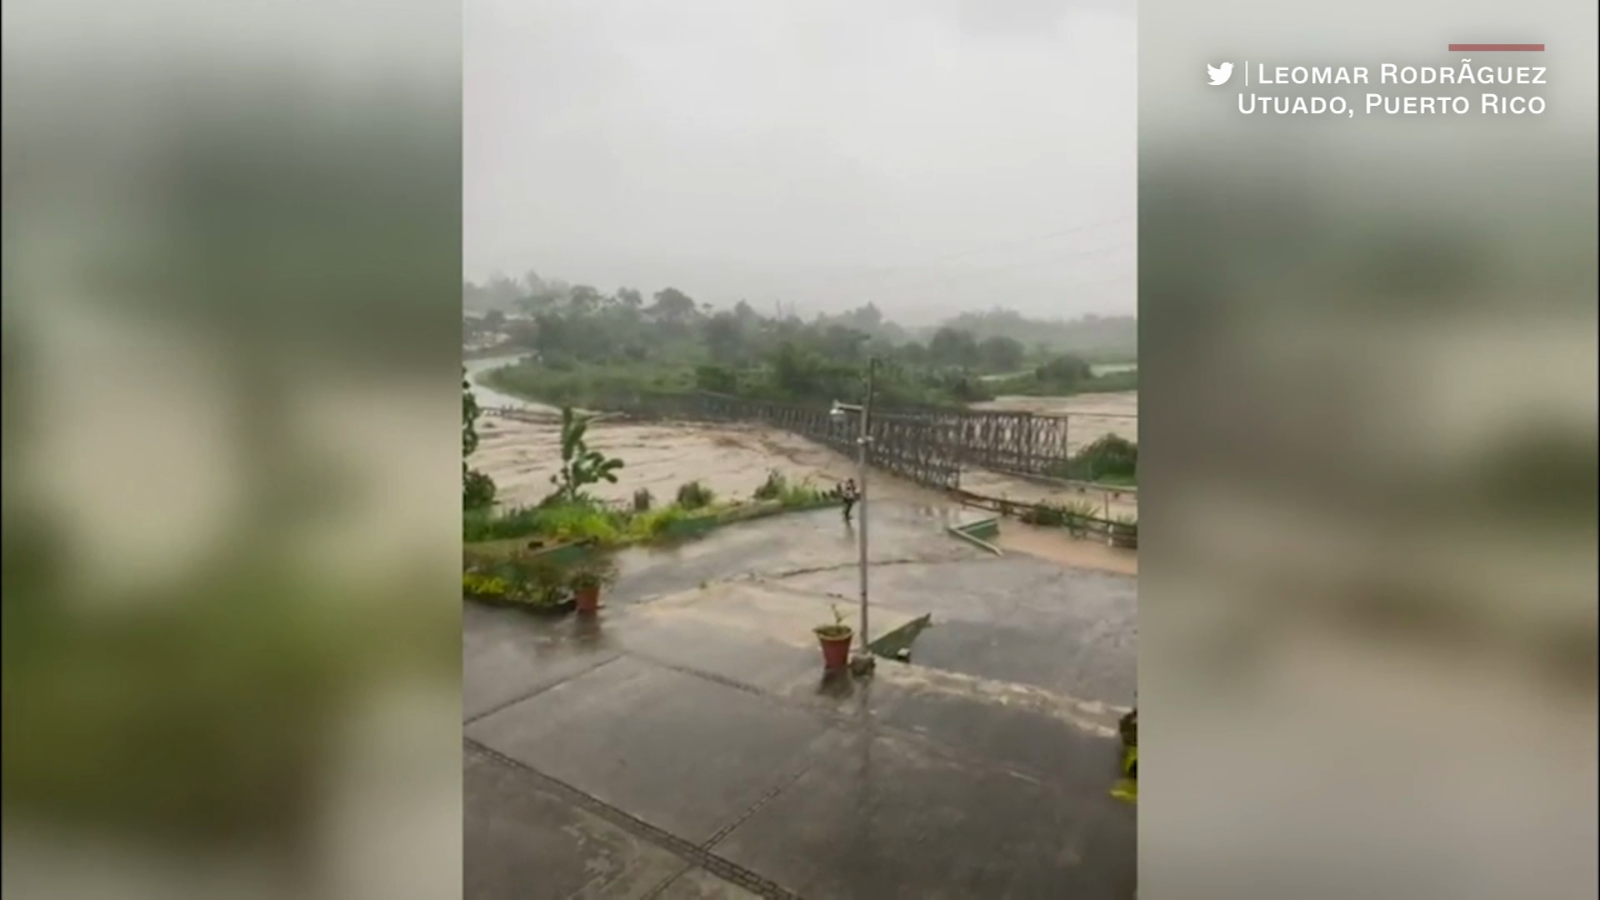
548,407,624,503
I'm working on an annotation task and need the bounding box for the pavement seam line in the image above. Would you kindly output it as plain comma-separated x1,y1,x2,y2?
463,653,625,728
753,555,968,581
465,738,805,900
628,652,775,701
636,863,695,900
702,753,820,851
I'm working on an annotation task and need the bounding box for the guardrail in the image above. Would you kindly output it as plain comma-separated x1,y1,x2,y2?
949,487,1137,548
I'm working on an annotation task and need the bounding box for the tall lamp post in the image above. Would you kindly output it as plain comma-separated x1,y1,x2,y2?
829,358,877,670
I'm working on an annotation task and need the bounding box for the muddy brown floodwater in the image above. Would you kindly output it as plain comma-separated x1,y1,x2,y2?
969,391,1139,455
472,389,1139,576
475,415,864,510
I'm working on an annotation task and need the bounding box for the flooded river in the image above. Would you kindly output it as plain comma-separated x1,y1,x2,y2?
970,391,1138,456
464,354,552,413
467,362,1139,572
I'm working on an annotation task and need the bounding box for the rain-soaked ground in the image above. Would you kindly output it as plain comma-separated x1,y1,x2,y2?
464,501,1136,899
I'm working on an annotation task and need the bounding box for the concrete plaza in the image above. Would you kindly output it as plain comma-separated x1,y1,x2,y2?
464,502,1137,899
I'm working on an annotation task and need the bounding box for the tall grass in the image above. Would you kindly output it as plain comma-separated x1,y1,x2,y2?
464,465,849,551
753,469,833,507
463,501,626,544
463,480,839,550
464,496,717,547
627,505,693,540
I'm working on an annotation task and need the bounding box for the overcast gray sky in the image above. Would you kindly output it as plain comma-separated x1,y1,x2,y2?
465,0,1135,324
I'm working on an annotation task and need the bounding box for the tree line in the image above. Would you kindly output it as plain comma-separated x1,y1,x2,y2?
464,273,1136,409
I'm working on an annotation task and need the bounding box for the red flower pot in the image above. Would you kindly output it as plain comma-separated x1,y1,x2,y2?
574,585,601,615
815,627,855,671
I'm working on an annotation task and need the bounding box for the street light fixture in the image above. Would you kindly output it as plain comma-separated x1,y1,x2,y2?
830,358,877,671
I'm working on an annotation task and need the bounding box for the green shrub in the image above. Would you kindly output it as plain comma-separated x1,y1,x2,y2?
1075,435,1137,481
463,367,498,509
694,364,739,394
985,366,1137,399
1019,499,1099,534
463,553,571,609
462,500,625,545
628,505,691,540
463,507,494,543
534,502,626,544
463,505,547,542
462,571,511,597
1036,354,1092,386
755,469,831,507
779,477,828,507
483,356,988,412
1045,434,1138,485
753,469,787,501
569,555,620,591
463,468,497,511
675,480,715,510
547,407,624,504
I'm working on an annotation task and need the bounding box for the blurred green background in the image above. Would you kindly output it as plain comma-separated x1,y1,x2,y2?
4,2,463,898
1140,4,1596,900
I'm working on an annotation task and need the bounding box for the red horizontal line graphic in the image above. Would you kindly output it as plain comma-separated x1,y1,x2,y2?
1448,43,1545,51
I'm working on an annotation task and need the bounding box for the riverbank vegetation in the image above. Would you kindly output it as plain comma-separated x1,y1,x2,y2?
464,273,1134,410
1046,434,1139,486
461,403,841,608
462,552,619,614
986,355,1139,397
463,405,836,551
462,368,497,510
463,469,837,548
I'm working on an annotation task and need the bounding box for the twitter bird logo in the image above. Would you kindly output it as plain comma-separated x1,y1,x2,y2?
1207,62,1234,86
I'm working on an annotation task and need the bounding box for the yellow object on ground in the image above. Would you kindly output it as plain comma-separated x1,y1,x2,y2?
1111,746,1137,803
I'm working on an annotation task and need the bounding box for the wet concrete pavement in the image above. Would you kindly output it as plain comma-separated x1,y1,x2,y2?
780,555,1138,702
464,502,1137,899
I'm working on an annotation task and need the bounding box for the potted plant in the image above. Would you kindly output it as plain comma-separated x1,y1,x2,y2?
569,556,619,616
813,603,855,671
1111,706,1138,803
